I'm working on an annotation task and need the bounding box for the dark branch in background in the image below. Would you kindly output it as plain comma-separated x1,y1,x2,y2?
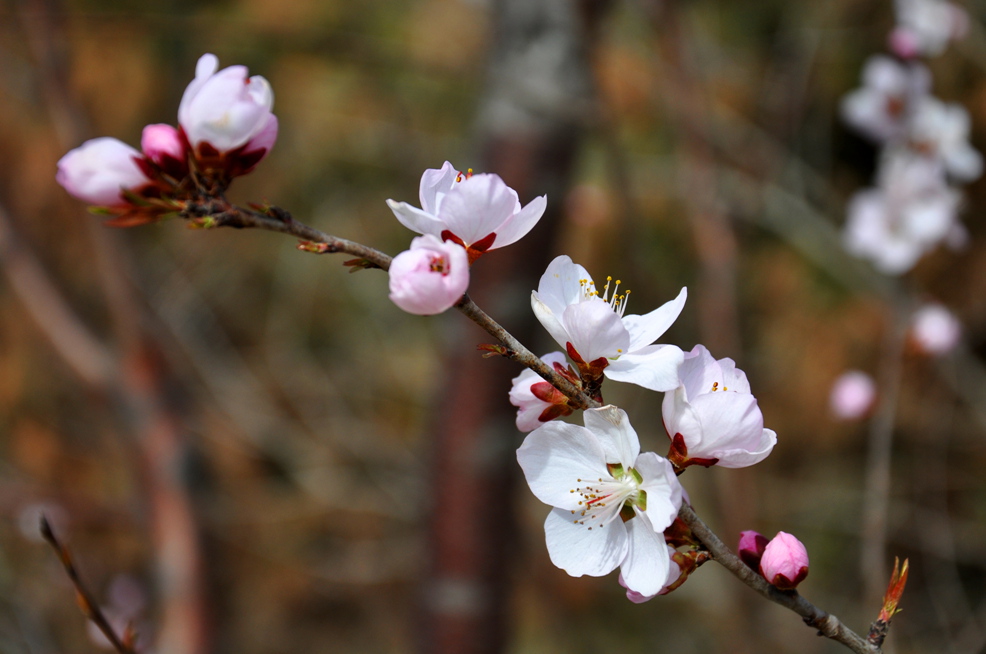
678,504,880,654
40,517,137,654
198,201,598,411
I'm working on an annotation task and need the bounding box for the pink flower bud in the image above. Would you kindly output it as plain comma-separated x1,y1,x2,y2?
759,531,809,590
178,54,276,154
508,352,574,431
829,371,876,420
910,303,960,356
388,234,469,315
141,124,185,164
56,137,151,206
738,530,769,570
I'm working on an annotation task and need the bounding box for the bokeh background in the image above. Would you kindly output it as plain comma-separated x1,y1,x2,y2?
1,0,985,652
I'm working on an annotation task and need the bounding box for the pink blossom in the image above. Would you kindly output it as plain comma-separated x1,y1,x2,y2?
911,303,961,355
738,530,769,570
178,54,277,156
386,162,546,262
891,0,968,58
829,371,876,420
759,532,809,590
388,234,469,315
662,344,776,469
56,137,152,206
508,352,574,431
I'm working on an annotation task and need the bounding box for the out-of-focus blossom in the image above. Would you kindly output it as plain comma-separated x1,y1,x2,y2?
179,53,277,154
843,152,960,274
56,138,152,206
662,344,776,469
531,255,686,393
829,370,876,420
891,0,968,58
141,123,188,178
841,56,930,142
387,161,546,263
759,532,810,590
508,351,575,431
517,406,683,598
738,530,770,570
387,234,469,315
910,303,961,355
909,97,983,181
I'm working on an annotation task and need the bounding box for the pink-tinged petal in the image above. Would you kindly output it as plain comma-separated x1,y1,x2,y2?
738,531,769,570
509,352,569,432
619,510,671,597
243,114,278,156
517,421,609,510
604,344,684,392
544,507,628,578
438,173,519,245
623,287,687,352
760,531,809,590
685,391,764,455
140,124,185,164
177,54,219,120
711,428,776,469
387,235,468,315
491,194,547,248
535,256,592,316
677,344,720,401
561,300,629,362
582,406,640,468
56,137,150,206
418,161,458,213
386,199,446,237
633,453,682,529
716,357,751,394
662,385,695,443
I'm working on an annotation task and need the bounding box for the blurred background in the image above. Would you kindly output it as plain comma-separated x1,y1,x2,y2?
1,0,985,652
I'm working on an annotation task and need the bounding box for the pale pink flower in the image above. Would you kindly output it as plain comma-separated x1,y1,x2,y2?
178,53,277,156
829,370,876,420
388,234,469,315
517,406,683,598
386,162,546,262
662,345,776,469
843,152,960,274
508,351,574,431
909,97,983,181
841,56,930,142
531,255,686,392
56,137,152,206
891,0,968,58
760,532,809,590
911,303,961,355
738,530,769,570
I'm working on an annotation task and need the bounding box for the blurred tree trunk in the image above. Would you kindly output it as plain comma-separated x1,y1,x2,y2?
418,2,612,653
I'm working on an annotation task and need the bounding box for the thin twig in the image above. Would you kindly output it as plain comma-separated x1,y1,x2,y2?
678,504,880,654
39,516,136,654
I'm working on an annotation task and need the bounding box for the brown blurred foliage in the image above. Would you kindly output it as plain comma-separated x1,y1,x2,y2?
1,0,986,653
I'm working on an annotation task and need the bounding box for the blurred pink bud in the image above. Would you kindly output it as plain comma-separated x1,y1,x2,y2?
738,530,769,570
141,124,185,165
388,234,469,315
759,531,809,590
56,137,151,206
178,53,276,154
829,371,876,420
911,303,961,355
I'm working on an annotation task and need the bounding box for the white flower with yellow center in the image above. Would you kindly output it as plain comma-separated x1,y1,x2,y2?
517,406,683,597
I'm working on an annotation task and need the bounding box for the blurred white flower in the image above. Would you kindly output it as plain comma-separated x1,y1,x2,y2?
829,371,876,420
841,56,930,142
911,303,961,355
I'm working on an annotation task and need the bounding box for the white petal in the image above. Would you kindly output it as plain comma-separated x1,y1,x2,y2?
544,507,628,578
517,422,609,510
386,199,446,237
582,406,640,468
712,428,777,468
492,194,547,248
532,292,573,352
634,453,682,529
536,256,592,316
561,300,630,362
604,344,684,392
619,511,671,597
623,287,687,352
685,392,765,457
418,161,457,213
439,174,519,245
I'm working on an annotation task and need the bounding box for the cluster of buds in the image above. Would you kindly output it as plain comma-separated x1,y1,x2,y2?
840,0,978,275
56,54,277,226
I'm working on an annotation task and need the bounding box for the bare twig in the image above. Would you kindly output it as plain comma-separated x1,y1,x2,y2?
39,516,137,654
678,504,880,654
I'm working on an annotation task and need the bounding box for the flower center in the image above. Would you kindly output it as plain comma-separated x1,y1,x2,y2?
568,465,647,530
429,255,449,275
579,276,631,317
454,168,474,183
710,381,729,392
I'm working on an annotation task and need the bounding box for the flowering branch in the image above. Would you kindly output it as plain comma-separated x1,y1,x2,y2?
185,198,597,411
677,504,879,654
